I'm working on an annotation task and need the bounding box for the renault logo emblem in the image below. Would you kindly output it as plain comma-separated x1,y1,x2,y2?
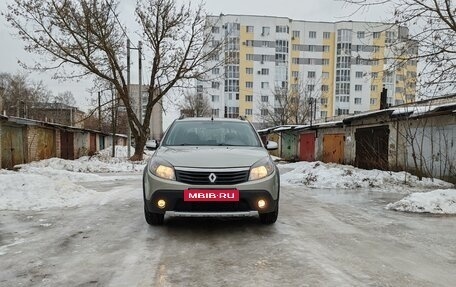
208,173,217,183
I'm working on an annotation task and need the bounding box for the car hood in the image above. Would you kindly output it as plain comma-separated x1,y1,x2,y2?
155,146,269,168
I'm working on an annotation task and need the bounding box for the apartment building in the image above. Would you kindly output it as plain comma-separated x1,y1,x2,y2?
129,84,163,140
200,14,417,127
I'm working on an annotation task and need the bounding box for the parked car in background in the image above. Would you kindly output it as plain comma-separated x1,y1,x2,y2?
145,139,158,149
143,117,279,225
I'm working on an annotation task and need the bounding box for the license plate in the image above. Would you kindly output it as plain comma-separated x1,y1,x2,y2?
184,189,239,202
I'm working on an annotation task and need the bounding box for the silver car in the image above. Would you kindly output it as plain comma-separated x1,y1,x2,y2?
143,117,280,225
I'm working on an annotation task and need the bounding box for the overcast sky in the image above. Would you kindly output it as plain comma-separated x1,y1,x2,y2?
0,0,391,123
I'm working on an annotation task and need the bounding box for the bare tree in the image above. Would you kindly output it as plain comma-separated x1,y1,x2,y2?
259,77,322,126
0,72,52,117
53,91,77,107
177,91,212,117
343,0,456,95
5,0,222,160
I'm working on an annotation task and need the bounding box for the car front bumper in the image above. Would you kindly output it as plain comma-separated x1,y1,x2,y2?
143,167,279,215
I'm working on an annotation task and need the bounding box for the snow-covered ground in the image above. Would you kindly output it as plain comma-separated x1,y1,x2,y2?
0,148,454,214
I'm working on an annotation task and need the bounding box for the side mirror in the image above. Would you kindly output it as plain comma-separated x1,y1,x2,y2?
266,140,278,150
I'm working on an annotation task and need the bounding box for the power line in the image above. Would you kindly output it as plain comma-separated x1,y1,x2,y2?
105,0,137,49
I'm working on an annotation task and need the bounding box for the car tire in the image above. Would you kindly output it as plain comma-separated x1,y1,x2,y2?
144,206,164,226
259,203,278,224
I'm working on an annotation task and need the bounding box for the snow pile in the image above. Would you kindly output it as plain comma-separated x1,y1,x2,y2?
387,189,456,214
0,173,99,211
16,146,151,174
93,145,153,163
0,145,150,211
279,161,453,191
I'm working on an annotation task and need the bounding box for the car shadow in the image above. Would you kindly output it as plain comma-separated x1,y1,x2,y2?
151,215,277,236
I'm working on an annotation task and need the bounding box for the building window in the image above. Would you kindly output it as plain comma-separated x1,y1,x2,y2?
245,109,253,116
292,30,300,38
275,40,289,53
246,67,253,74
224,79,239,92
246,54,254,61
338,109,350,115
321,85,329,92
212,68,219,75
261,109,268,116
371,72,378,79
262,26,270,35
321,97,328,104
309,31,317,38
246,26,254,33
354,97,362,104
211,82,220,89
276,25,289,33
245,95,253,102
261,68,269,75
292,71,299,78
246,82,253,88
355,85,362,91
373,32,381,39
211,26,220,33
308,71,316,78
371,85,378,92
322,72,329,79
211,95,219,102
212,109,219,116
322,59,330,65
337,95,350,102
323,32,331,39
370,98,377,105
322,45,330,52
225,65,239,78
355,71,364,78
261,95,269,102
357,31,365,39
261,82,269,89
307,85,315,92
385,31,396,44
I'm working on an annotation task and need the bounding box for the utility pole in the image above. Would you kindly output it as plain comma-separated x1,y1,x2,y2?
98,91,101,131
127,39,131,157
138,41,143,125
308,97,313,126
0,82,4,115
111,86,117,157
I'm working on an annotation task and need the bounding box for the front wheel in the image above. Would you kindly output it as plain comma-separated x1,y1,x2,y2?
259,203,279,224
144,206,164,226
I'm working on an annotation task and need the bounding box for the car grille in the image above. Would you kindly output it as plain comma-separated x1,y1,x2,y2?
175,169,250,185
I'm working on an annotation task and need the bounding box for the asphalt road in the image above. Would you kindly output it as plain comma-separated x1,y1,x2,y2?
1,173,455,287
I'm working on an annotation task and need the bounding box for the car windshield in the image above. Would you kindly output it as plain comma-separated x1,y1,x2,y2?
162,120,262,147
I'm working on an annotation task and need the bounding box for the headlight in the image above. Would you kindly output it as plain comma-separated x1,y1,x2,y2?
249,157,275,181
148,157,175,180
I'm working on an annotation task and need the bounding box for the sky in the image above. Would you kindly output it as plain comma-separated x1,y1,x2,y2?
0,0,393,126
1,148,454,213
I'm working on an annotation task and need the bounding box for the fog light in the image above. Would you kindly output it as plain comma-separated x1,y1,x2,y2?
257,199,266,209
157,199,166,209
